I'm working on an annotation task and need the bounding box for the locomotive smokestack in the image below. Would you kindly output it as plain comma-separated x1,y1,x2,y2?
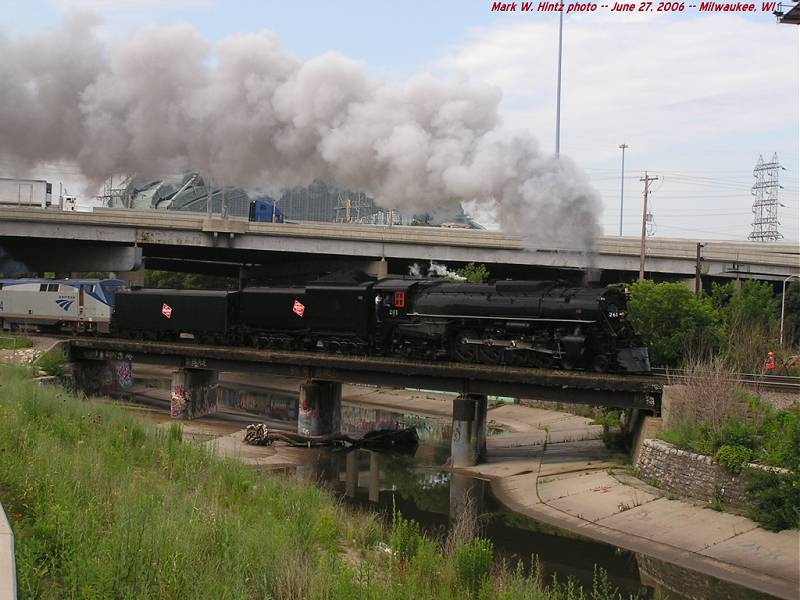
0,14,601,251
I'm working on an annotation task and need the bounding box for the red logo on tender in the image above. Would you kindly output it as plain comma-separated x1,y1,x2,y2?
161,303,173,319
292,300,305,317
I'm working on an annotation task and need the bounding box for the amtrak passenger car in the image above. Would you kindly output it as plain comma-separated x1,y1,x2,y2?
0,278,126,333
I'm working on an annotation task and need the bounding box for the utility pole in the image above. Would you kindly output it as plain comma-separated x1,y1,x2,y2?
639,172,658,280
694,242,705,296
618,143,628,236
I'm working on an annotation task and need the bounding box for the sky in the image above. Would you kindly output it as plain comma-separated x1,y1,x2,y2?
1,0,798,242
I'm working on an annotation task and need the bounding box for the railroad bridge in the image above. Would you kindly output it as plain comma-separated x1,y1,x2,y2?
66,337,662,467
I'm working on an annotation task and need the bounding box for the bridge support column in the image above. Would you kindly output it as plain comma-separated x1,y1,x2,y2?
345,451,358,498
298,381,341,437
368,452,380,503
449,473,483,534
451,394,488,468
73,359,133,396
170,368,218,420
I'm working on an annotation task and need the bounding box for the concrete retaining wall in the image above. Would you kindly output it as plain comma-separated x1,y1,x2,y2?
0,502,16,600
635,438,752,509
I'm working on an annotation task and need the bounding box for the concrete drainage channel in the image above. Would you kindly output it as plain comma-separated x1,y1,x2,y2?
0,502,16,600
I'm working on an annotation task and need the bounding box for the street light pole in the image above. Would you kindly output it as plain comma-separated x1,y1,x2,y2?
555,9,563,158
618,143,628,236
780,274,799,347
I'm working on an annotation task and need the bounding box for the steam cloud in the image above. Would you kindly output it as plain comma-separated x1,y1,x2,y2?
0,14,601,251
409,261,466,281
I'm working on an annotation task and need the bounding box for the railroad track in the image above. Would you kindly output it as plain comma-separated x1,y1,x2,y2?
650,369,800,392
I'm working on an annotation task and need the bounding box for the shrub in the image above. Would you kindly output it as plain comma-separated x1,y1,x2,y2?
715,444,752,474
746,469,800,532
455,538,494,598
35,347,67,377
716,419,756,449
390,505,422,564
758,406,800,470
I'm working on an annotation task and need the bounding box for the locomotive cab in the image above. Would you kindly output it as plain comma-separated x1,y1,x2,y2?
598,286,650,373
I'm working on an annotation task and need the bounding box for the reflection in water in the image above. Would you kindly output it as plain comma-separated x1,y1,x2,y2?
128,377,775,600
295,447,649,597
293,447,780,600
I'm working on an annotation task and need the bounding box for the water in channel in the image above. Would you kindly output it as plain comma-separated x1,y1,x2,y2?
125,377,775,600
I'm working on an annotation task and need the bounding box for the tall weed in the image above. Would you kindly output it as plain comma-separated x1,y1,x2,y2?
0,365,635,599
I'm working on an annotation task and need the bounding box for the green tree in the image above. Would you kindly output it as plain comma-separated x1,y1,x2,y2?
144,270,237,290
713,280,779,331
628,280,723,367
454,263,490,284
782,280,800,348
712,280,780,370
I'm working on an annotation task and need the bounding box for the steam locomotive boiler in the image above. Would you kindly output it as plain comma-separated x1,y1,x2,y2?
384,279,649,373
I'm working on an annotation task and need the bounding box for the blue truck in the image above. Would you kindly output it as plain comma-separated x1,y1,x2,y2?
248,199,285,223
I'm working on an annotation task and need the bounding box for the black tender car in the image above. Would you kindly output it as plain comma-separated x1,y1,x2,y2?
113,289,238,341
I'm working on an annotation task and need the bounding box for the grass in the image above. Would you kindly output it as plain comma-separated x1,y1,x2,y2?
0,365,636,599
33,347,67,377
0,336,33,350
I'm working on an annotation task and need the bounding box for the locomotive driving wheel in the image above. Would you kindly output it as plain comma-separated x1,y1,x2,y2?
452,331,479,363
592,354,610,373
478,345,503,365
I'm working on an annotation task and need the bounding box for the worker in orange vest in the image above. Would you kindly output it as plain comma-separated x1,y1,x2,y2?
764,351,775,372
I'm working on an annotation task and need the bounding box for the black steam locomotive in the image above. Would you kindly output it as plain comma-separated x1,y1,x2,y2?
112,277,650,373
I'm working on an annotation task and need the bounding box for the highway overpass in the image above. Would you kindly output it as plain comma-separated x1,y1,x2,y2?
0,207,797,280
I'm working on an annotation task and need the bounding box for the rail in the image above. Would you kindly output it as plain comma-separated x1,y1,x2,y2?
650,369,800,392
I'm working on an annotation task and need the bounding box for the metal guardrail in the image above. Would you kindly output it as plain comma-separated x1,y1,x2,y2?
0,501,16,600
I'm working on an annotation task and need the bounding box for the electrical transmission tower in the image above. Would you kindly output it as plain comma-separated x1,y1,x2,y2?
748,153,783,242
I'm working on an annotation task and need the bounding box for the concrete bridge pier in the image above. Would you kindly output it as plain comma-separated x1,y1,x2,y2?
451,393,488,468
449,473,483,533
368,452,381,503
298,380,342,437
72,359,133,396
170,368,219,419
345,451,358,498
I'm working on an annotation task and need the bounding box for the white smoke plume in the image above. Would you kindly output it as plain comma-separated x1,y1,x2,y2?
408,261,466,281
0,15,601,251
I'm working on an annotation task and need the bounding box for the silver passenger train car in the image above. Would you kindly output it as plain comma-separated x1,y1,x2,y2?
0,278,126,333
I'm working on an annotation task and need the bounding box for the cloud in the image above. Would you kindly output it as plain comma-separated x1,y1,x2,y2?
437,13,799,241
438,14,798,160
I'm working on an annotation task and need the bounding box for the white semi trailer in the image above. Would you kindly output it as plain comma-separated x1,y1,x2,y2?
0,178,53,208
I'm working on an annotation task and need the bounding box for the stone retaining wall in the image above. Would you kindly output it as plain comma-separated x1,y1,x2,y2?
635,438,752,510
